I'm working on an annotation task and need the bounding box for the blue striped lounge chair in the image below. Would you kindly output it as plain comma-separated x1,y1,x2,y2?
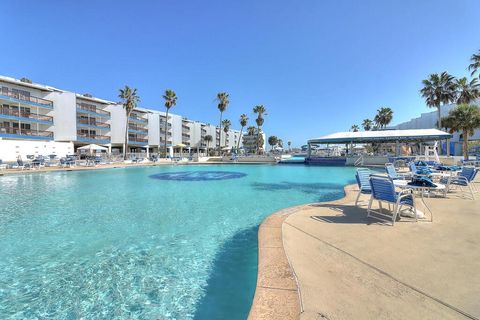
445,167,478,200
385,163,411,180
367,175,417,226
355,168,372,206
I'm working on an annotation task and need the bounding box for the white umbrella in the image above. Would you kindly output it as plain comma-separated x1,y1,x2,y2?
78,144,108,151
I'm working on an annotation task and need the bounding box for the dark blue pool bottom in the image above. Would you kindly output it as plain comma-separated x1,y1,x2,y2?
150,171,247,181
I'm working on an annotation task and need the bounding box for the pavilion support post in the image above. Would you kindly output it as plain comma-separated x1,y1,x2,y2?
446,138,450,156
395,140,400,156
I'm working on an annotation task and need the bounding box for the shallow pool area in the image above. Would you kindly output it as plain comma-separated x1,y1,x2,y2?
0,164,355,319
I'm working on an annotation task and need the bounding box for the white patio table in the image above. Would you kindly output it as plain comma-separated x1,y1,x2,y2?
393,180,446,222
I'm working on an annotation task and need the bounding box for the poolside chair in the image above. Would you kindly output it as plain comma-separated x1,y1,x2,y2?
367,175,417,226
385,163,411,180
444,167,478,200
17,158,32,170
0,159,8,171
355,168,372,206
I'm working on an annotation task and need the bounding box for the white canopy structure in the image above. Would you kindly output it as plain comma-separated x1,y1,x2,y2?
308,129,452,145
77,144,108,151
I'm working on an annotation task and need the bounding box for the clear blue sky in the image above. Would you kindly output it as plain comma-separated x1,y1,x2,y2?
2,0,479,146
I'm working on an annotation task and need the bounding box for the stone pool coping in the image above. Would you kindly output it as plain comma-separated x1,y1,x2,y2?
248,184,356,320
250,178,480,320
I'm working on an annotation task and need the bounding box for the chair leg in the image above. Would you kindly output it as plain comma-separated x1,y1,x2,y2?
468,184,475,200
391,204,398,226
367,196,373,218
355,191,361,206
379,201,383,213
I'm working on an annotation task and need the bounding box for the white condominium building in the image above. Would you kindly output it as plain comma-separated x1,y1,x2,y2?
0,75,242,160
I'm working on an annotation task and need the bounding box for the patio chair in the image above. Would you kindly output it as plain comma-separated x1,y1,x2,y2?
355,168,372,206
0,159,7,171
367,175,417,226
385,163,411,180
16,158,31,170
444,167,478,200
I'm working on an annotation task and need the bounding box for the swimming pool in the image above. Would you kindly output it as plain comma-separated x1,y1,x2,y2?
0,164,355,319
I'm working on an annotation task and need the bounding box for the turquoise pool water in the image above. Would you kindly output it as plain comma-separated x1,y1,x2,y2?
0,164,355,319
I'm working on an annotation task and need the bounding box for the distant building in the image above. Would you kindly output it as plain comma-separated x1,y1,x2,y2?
393,101,480,156
242,128,266,153
0,75,242,160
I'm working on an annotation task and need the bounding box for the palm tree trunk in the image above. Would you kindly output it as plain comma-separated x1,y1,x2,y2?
437,107,442,129
256,125,260,154
463,130,469,160
237,126,244,151
164,109,169,158
124,113,130,160
218,113,223,154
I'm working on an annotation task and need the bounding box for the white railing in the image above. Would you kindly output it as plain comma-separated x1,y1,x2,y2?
354,154,364,166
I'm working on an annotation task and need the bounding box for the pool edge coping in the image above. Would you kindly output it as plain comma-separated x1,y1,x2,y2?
248,184,357,320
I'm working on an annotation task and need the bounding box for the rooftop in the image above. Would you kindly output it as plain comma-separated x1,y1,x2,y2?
308,129,452,144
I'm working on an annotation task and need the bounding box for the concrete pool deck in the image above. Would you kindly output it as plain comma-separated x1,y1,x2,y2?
250,181,480,320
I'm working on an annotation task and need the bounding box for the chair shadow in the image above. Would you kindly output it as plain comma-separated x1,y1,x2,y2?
308,203,389,225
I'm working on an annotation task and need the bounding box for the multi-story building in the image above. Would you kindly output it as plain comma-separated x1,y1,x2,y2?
242,128,266,153
393,101,480,156
0,75,243,160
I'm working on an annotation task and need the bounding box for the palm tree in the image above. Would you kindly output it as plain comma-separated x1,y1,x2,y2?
221,119,231,148
374,107,393,129
162,89,177,158
350,124,359,132
456,77,480,104
278,139,283,148
268,136,278,151
420,71,457,129
253,105,267,153
362,119,373,131
237,114,248,150
468,50,480,78
203,134,212,155
216,92,230,150
442,104,480,159
118,86,140,159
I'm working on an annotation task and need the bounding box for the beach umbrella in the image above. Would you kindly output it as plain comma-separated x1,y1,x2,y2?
78,144,108,152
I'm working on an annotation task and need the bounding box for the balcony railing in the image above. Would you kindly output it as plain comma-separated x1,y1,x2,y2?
160,130,172,136
0,108,53,123
160,121,172,127
129,115,147,123
76,103,110,116
0,126,53,138
128,125,147,134
0,88,53,107
77,131,110,141
77,118,110,128
128,137,148,143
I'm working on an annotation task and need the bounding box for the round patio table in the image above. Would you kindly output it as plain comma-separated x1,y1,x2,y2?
393,180,446,222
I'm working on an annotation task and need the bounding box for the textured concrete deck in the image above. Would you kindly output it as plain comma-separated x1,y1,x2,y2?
282,184,480,320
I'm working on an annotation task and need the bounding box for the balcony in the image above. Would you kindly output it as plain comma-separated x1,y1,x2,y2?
0,108,53,124
160,121,172,127
0,88,53,109
77,118,110,130
128,125,147,135
129,115,147,124
0,126,53,140
160,130,172,136
76,103,110,118
76,131,110,143
128,136,148,145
